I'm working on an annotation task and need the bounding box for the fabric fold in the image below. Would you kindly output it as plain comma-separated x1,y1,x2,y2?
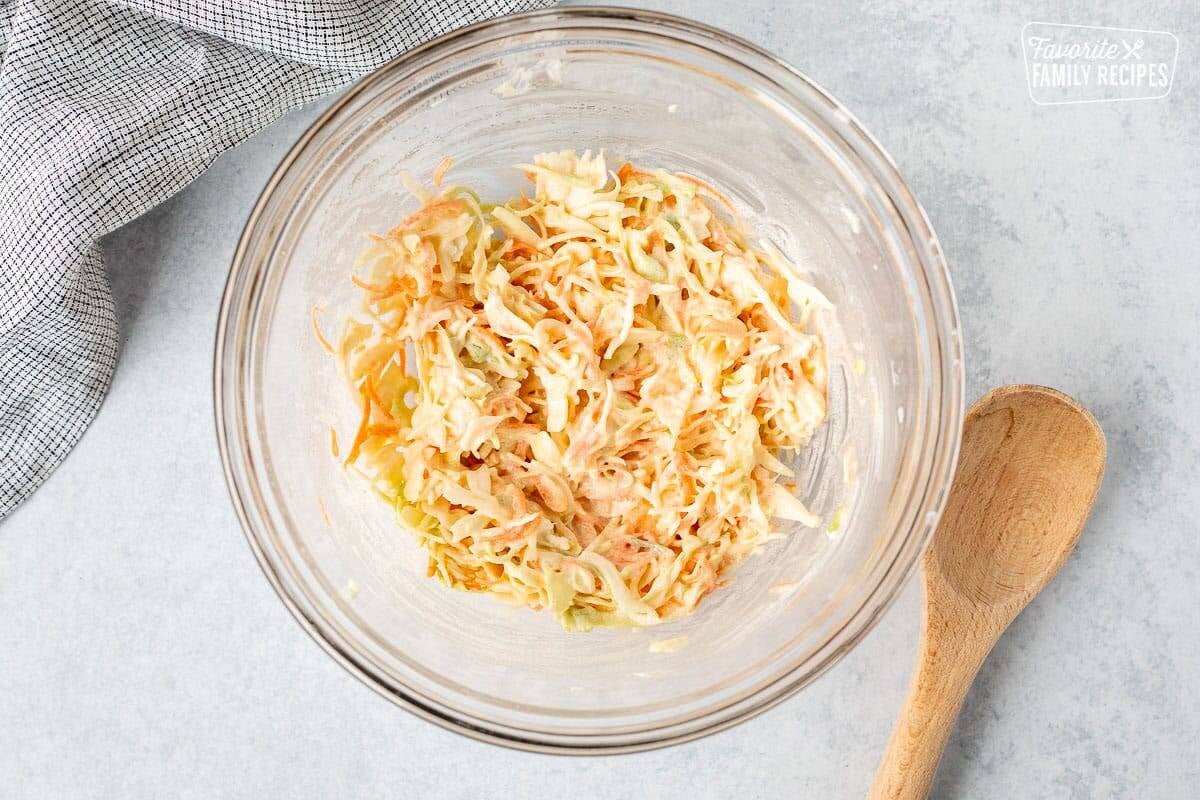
0,0,550,518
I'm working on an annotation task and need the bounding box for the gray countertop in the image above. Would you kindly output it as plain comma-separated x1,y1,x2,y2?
2,1,1197,797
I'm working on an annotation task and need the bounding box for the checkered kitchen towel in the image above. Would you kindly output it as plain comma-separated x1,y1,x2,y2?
0,0,551,519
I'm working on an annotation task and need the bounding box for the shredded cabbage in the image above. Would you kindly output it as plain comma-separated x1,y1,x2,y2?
335,151,829,631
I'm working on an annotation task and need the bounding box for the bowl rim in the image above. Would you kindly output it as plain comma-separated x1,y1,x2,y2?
214,4,964,754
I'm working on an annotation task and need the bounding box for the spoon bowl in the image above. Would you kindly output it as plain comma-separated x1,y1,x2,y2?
931,385,1106,610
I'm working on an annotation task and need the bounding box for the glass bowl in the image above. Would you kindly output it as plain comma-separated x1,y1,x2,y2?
214,6,963,753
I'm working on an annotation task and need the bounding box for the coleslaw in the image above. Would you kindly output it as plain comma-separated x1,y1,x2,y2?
334,151,830,631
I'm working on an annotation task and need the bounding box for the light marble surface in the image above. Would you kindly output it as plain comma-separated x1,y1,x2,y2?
2,1,1197,797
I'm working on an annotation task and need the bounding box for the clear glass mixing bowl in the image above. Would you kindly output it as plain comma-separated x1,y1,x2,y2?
215,7,963,753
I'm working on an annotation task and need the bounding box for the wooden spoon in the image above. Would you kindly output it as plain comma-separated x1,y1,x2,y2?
869,384,1106,799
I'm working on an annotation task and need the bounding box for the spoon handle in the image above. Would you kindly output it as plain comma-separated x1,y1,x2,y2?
868,598,996,800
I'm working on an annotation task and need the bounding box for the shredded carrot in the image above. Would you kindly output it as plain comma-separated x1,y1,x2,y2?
490,520,539,547
389,199,466,235
311,306,334,354
343,391,371,466
329,426,340,458
317,496,332,527
503,240,537,258
431,157,453,186
617,162,652,183
363,376,390,418
351,274,391,293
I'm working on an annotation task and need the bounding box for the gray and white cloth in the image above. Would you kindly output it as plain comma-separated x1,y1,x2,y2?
0,0,551,519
